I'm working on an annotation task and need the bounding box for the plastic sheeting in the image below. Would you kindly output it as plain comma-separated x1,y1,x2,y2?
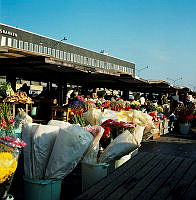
22,123,39,179
98,129,138,164
45,125,93,180
32,125,60,179
48,120,71,128
82,126,104,164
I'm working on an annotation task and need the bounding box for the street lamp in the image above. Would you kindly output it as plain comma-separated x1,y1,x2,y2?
60,37,68,42
136,66,150,76
167,77,182,86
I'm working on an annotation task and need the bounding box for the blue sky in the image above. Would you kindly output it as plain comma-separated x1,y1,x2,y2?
0,0,196,90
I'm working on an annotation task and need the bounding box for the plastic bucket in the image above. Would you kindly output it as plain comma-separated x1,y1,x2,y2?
23,177,62,200
31,107,37,116
81,162,109,192
179,123,191,135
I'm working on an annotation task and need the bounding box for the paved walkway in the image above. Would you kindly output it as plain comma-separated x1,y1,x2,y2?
75,152,196,200
140,133,196,160
9,132,196,200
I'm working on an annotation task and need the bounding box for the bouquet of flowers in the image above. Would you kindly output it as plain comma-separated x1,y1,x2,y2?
100,119,136,148
175,104,195,123
0,136,26,199
0,103,15,137
130,100,140,110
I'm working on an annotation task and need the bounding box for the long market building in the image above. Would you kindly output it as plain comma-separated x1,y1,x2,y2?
0,23,187,104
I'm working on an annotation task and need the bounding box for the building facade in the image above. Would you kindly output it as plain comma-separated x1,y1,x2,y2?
0,23,135,76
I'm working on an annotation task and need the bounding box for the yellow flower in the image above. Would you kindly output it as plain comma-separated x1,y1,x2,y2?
0,152,17,183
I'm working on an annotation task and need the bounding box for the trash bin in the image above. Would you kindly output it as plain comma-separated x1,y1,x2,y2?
23,177,62,200
81,162,109,192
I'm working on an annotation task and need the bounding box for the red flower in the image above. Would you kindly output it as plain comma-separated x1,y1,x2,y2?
186,114,193,121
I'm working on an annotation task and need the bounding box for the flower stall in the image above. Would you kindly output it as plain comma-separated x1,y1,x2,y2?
0,103,26,199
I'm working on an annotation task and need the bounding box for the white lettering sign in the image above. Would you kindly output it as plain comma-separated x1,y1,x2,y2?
0,29,17,37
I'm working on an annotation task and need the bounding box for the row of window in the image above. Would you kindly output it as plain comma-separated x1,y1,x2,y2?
0,36,134,74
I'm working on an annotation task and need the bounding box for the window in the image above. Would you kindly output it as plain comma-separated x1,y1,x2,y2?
13,39,17,48
67,53,70,61
84,57,87,65
48,48,51,55
80,56,83,64
52,49,55,57
19,40,23,49
60,51,63,59
1,36,6,46
74,54,77,62
86,57,89,65
8,38,12,47
70,53,74,62
24,42,28,50
100,61,104,68
77,55,80,63
64,52,67,60
44,47,47,54
34,44,38,52
39,45,43,54
89,58,92,66
56,50,60,58
97,60,100,68
104,62,107,69
29,43,33,51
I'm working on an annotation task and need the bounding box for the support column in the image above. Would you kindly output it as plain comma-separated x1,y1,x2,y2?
122,89,129,100
47,81,53,92
57,81,67,106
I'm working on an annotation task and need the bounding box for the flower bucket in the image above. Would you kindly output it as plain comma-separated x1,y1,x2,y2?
23,177,62,200
31,107,37,116
81,162,109,192
179,123,191,135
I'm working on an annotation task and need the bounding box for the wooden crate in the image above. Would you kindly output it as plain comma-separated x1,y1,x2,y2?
152,121,160,139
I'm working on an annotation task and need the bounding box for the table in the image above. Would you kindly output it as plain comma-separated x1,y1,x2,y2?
12,103,33,117
51,106,71,121
75,152,196,200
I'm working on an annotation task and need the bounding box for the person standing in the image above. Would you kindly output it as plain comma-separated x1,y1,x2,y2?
171,90,179,112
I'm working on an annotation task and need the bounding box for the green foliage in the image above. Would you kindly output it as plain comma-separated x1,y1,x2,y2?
0,82,14,99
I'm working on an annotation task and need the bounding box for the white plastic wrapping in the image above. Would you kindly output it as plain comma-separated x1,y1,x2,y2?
15,108,33,129
48,120,71,128
45,124,93,180
82,126,104,164
83,108,102,125
98,130,138,164
32,125,60,179
22,123,39,178
132,125,145,146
